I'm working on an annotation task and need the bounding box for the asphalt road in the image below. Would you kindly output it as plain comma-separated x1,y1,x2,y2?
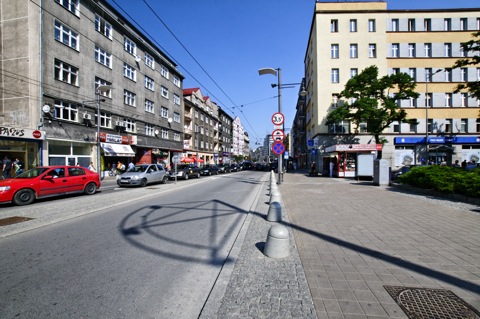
0,171,264,319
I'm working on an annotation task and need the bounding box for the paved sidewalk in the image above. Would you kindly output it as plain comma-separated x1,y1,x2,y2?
280,170,480,318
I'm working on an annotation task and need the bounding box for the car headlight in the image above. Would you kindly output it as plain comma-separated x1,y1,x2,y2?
116,175,121,181
0,186,11,191
131,175,140,180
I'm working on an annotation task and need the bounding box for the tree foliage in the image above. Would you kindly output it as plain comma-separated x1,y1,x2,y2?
452,31,480,100
326,65,419,144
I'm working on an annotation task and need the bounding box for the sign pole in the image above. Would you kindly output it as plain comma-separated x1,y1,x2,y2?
277,68,283,184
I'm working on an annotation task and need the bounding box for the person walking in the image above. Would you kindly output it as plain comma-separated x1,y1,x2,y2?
88,162,96,172
13,158,23,176
2,156,12,179
127,160,135,171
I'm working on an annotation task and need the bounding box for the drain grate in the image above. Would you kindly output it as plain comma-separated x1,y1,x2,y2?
384,286,480,319
0,216,34,227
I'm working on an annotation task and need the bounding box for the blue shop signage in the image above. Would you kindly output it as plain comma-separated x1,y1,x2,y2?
394,136,480,145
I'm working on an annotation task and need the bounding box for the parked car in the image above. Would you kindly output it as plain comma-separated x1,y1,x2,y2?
230,164,240,172
0,166,100,206
168,164,201,180
242,161,253,170
117,164,168,187
217,164,231,174
200,164,219,176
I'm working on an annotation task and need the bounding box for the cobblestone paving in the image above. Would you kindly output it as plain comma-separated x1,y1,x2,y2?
209,178,317,319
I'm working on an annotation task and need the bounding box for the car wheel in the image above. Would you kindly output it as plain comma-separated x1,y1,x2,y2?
13,189,35,206
208,171,211,176
84,182,97,195
184,174,189,180
140,178,148,187
161,176,168,184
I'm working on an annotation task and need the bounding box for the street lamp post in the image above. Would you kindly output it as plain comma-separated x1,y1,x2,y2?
95,85,111,180
258,68,307,184
425,69,442,164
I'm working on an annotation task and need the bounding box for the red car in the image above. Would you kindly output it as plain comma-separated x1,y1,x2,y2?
0,166,100,206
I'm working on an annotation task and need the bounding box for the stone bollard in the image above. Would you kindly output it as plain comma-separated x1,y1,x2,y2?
267,201,282,222
269,181,278,195
269,191,281,204
264,224,290,258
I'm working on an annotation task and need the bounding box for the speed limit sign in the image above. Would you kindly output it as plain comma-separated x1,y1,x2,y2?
271,112,284,126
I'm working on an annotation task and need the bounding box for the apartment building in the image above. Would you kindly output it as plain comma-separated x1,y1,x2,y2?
303,1,480,175
0,0,184,171
218,107,234,164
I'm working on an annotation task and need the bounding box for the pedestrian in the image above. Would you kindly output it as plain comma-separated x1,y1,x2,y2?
88,162,96,172
453,160,460,168
128,160,135,171
117,161,125,174
13,158,23,176
462,160,467,169
329,160,334,177
2,156,12,179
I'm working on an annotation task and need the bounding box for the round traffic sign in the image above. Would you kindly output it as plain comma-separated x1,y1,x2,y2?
272,141,285,155
271,112,284,126
272,129,285,141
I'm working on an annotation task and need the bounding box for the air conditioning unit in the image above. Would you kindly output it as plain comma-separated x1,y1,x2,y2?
83,113,92,120
115,121,126,127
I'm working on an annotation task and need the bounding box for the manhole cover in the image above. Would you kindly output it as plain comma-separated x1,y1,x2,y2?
0,216,34,227
385,286,480,319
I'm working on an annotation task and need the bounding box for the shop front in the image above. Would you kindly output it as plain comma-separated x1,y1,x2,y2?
0,126,45,171
99,132,136,172
324,144,382,178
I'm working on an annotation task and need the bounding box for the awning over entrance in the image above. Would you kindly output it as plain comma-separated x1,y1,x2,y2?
101,142,135,157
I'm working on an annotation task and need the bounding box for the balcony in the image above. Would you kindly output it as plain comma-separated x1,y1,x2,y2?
184,127,193,137
184,112,192,119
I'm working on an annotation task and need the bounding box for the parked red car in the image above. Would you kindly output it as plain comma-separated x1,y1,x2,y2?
0,166,100,206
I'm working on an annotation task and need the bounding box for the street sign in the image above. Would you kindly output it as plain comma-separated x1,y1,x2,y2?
172,155,180,164
271,112,285,126
272,141,285,155
272,129,285,141
307,139,314,147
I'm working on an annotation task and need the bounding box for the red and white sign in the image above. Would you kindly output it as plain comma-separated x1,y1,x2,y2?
271,112,284,126
0,126,45,140
272,129,285,141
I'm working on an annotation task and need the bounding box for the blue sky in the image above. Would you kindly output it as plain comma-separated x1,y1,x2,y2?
107,0,480,147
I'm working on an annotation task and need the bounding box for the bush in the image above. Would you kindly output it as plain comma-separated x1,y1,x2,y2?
399,165,480,197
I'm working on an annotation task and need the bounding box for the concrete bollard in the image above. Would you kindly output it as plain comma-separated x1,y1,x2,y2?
269,191,281,204
264,224,290,258
267,201,282,222
269,182,278,195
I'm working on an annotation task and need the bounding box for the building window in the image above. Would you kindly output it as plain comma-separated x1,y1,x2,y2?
477,68,480,81
54,100,77,121
392,68,400,75
408,19,415,32
331,69,339,83
161,128,168,139
477,119,480,132
409,97,417,107
350,19,357,32
124,119,136,133
331,44,339,59
173,75,181,87
445,93,452,107
145,52,155,69
408,43,416,57
98,111,111,128
160,65,170,79
124,90,136,107
174,133,181,141
359,122,368,133
368,44,376,58
460,68,468,82
161,86,169,99
350,68,358,78
124,37,136,55
145,124,154,137
445,119,452,133
350,44,358,58
95,77,112,98
408,68,416,81
424,43,432,58
144,76,154,91
392,19,399,32
460,119,468,133
332,94,338,108
391,43,399,58
145,99,154,113
161,106,168,118
123,63,136,81
424,19,431,31
95,46,112,68
445,68,452,82
444,43,452,57
54,59,78,85
461,93,469,107
393,122,400,133
409,120,417,133
331,19,338,32
444,18,451,31
55,0,79,16
173,94,181,106
477,18,480,31
460,18,468,31
54,20,78,50
328,121,350,134
95,15,112,39
428,119,433,133
173,112,180,123
368,19,376,32
425,93,433,107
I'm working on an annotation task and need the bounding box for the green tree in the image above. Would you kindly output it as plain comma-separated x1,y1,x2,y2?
452,31,480,99
326,65,419,145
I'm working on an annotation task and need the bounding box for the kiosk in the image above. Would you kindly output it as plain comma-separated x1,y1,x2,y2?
324,144,382,178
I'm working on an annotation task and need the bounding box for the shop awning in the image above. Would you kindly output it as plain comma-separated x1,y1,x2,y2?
101,142,135,157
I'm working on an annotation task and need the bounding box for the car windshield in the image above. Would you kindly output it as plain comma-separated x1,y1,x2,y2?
14,167,50,179
176,164,190,169
129,165,148,173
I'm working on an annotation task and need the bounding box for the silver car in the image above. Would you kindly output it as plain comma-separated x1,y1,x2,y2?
117,164,168,187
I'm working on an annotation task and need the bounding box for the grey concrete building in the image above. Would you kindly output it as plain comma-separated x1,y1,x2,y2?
0,0,184,172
